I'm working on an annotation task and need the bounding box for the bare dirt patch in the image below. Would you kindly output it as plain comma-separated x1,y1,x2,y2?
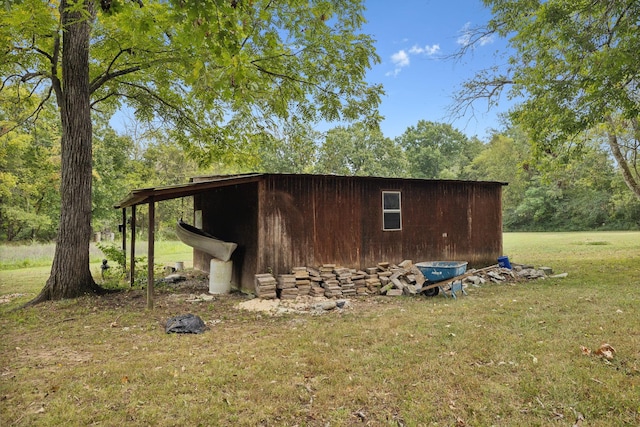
94,269,384,319
0,293,26,304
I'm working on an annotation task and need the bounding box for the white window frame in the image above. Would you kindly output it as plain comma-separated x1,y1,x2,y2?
382,191,402,231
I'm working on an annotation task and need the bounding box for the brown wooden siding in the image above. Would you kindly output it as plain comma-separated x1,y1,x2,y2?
258,175,365,275
258,175,503,280
194,174,503,292
359,179,502,268
193,182,259,288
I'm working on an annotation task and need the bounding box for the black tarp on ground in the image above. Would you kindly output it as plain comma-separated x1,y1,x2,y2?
165,313,207,334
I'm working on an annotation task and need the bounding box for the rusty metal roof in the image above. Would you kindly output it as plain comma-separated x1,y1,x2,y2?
114,173,263,208
114,173,507,209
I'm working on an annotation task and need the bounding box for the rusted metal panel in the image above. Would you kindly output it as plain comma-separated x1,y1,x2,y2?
192,174,504,292
257,175,365,276
193,182,259,290
358,179,500,267
115,173,262,208
259,176,314,273
257,175,504,276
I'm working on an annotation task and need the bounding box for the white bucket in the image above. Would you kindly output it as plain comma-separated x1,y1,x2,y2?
209,259,232,294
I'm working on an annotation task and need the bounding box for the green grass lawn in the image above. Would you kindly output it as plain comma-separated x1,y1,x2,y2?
1,232,639,426
0,240,193,297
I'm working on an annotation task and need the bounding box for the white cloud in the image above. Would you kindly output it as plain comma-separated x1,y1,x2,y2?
409,44,440,56
388,49,410,77
457,22,494,47
457,22,472,46
391,50,410,67
479,34,495,46
387,42,441,77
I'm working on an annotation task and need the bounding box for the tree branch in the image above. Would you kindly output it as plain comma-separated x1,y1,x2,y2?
90,65,141,94
20,72,50,83
250,60,340,100
250,62,310,84
249,48,303,64
90,90,126,108
448,70,514,121
2,74,25,91
89,47,181,94
115,81,201,130
91,47,131,81
444,22,503,61
25,76,48,99
0,86,53,137
33,46,54,62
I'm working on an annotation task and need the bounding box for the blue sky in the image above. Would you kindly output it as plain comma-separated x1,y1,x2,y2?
110,1,512,142
361,0,512,140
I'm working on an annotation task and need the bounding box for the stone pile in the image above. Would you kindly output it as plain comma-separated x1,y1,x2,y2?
292,267,311,296
429,263,566,295
253,260,424,300
277,274,298,300
352,270,368,295
334,267,355,297
254,273,277,299
376,260,427,296
306,267,326,296
314,264,339,297
253,260,563,300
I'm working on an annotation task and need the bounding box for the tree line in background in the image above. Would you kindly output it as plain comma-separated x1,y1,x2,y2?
2,104,639,241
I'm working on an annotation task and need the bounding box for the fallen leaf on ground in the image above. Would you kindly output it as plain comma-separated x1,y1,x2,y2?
594,343,616,360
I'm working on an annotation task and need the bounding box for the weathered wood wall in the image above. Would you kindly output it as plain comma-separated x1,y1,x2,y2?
195,174,503,292
194,182,259,288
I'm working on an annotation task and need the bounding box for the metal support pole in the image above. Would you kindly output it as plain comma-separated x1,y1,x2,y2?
130,206,136,287
147,198,155,310
121,208,127,277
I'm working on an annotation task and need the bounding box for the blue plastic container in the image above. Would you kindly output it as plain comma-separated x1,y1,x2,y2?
498,256,512,269
416,261,468,282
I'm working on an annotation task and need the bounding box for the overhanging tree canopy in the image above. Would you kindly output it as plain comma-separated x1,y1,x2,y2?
0,0,383,304
452,0,640,199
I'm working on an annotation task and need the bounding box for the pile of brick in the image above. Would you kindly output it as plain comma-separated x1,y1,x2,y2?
253,260,426,300
364,267,382,294
375,260,427,296
254,274,277,299
352,270,368,295
334,267,355,297
253,260,563,301
277,274,298,300
292,267,311,296
307,267,326,297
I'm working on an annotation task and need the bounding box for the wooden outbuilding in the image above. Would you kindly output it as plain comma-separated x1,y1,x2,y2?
116,173,507,298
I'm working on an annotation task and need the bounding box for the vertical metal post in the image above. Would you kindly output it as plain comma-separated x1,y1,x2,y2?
130,206,136,287
121,208,127,276
147,198,155,310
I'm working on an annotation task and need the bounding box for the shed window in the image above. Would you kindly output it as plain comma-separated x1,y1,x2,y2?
382,191,402,231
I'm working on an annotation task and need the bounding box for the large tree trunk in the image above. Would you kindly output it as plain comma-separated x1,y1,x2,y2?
606,116,640,202
28,0,103,305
